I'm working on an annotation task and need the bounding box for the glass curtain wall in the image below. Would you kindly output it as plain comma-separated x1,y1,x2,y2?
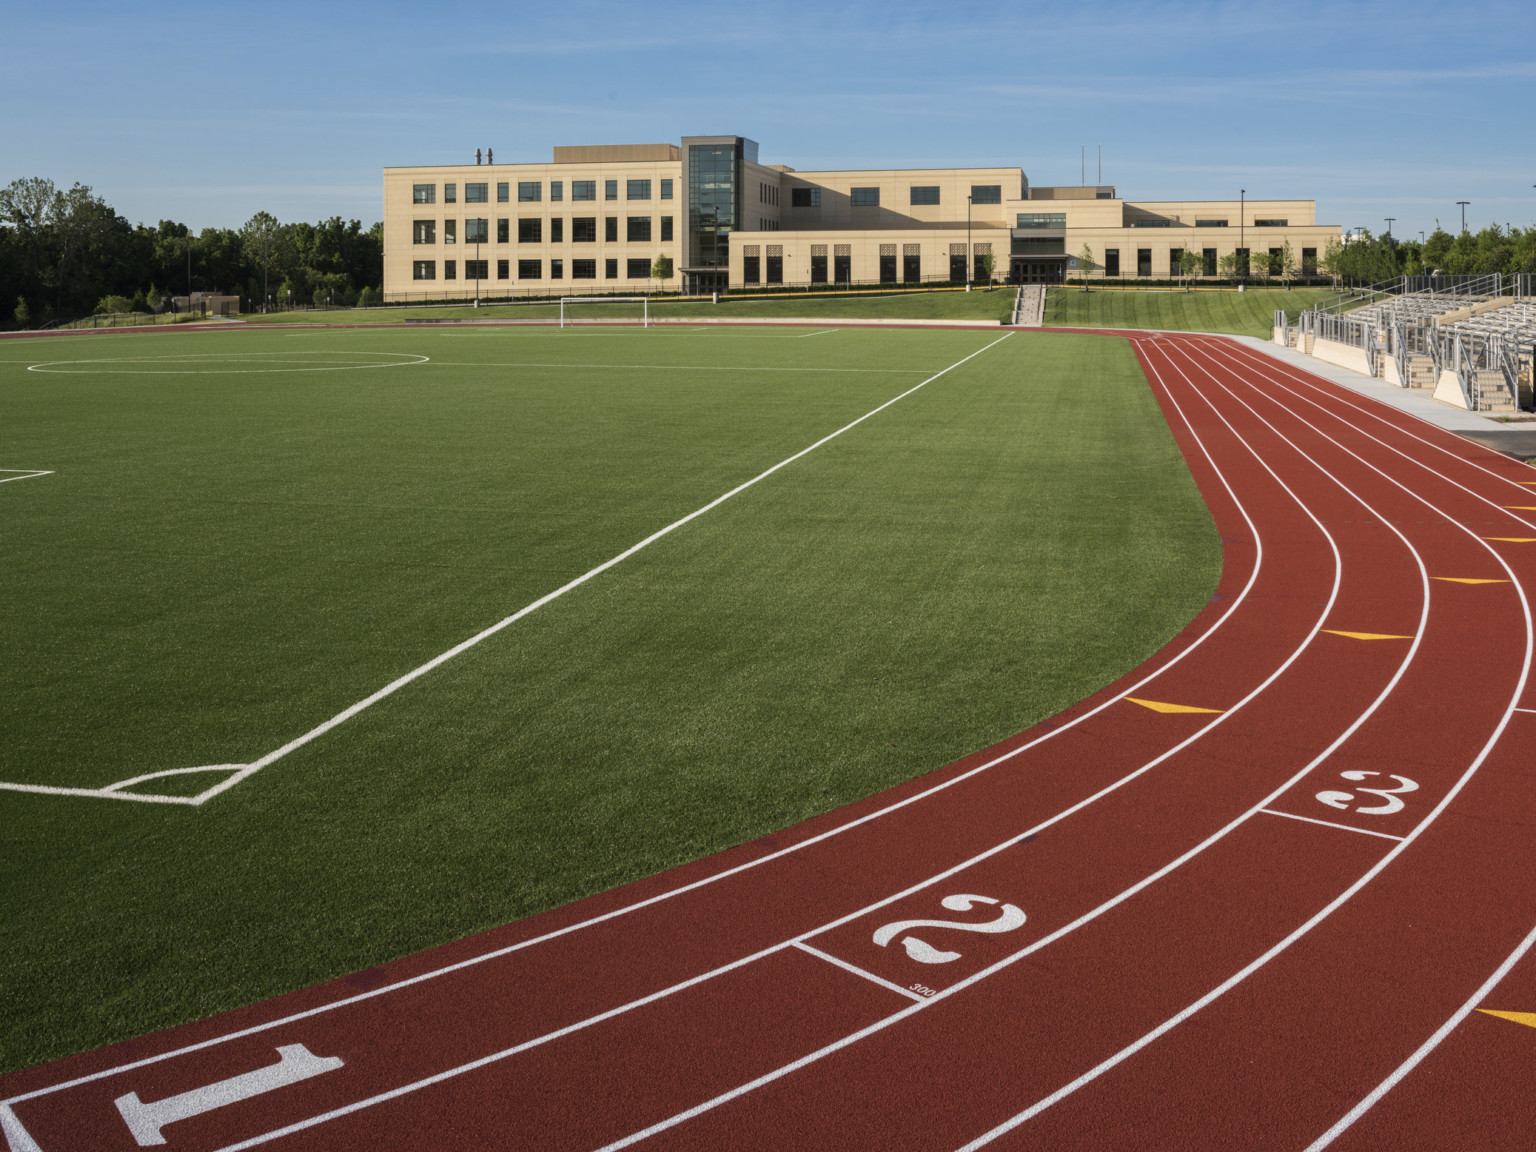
688,143,741,271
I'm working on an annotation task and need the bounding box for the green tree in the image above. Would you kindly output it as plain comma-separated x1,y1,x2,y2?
1279,239,1298,286
979,250,995,285
13,296,31,328
1218,250,1241,281
649,254,673,290
1076,244,1096,290
1320,237,1345,288
1177,245,1202,289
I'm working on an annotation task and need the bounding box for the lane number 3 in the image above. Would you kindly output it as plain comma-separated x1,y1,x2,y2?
872,894,1026,964
1316,770,1419,815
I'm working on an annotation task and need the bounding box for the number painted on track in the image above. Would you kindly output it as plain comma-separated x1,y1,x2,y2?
872,894,1027,964
909,983,938,998
1315,770,1419,815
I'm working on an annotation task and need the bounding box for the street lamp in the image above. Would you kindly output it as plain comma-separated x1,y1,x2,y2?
966,194,973,292
1384,217,1395,237
1239,188,1245,279
1456,201,1470,233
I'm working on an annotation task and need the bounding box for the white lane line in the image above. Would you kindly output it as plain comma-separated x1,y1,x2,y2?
1515,707,1536,714
0,333,1012,810
1258,808,1405,841
577,332,1448,1152
427,361,926,373
791,943,928,1002
1,325,1286,1112
950,336,1532,1150
0,470,53,484
1303,916,1536,1150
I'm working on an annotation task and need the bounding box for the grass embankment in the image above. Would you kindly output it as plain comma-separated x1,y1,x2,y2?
1044,287,1338,338
239,286,1016,325
0,324,1217,1070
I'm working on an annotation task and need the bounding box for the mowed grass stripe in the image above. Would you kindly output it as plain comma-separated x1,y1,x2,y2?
1043,287,1339,338
0,326,1217,1071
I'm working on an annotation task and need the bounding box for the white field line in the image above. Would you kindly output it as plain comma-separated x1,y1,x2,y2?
1257,808,1405,841
791,943,928,1002
0,333,1009,813
3,325,1290,1108
26,352,428,375
427,361,926,373
949,335,1534,1151
0,470,53,484
582,329,1445,1152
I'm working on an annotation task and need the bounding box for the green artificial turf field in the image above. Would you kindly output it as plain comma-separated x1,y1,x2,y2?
1043,286,1338,337
238,286,1016,325
0,323,1219,1070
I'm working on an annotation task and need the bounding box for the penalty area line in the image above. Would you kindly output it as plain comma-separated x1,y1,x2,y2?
182,331,1013,804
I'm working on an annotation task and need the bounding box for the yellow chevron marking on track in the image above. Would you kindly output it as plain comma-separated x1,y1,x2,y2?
1478,1009,1536,1029
1432,577,1509,584
1483,537,1536,543
1124,697,1224,714
1322,630,1415,640
1500,506,1536,511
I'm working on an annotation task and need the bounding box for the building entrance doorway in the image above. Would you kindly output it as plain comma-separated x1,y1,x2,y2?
1010,258,1064,284
684,269,728,294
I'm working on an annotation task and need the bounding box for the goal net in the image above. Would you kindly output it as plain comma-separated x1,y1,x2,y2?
559,297,650,328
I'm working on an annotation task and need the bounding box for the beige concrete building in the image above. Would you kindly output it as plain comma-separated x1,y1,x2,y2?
383,135,1341,300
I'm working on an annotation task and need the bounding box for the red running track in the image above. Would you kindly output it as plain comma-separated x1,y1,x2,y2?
4,332,1534,1151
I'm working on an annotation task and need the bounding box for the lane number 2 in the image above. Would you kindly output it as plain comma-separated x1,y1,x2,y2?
1316,770,1419,816
872,894,1027,964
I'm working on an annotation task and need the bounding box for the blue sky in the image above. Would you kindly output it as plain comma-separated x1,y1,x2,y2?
3,0,1532,239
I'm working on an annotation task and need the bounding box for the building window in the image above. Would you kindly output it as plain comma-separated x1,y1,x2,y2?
1104,248,1120,276
572,217,596,242
766,244,783,284
465,218,489,243
909,186,940,205
1254,219,1288,228
572,180,596,201
1203,248,1218,276
497,259,509,280
1195,219,1227,227
903,244,920,283
627,258,650,279
973,242,991,282
1016,213,1066,228
628,216,651,242
1302,247,1317,275
661,215,673,242
551,181,563,201
412,260,435,280
551,259,563,279
497,182,509,203
851,187,880,207
660,178,673,200
950,244,967,282
412,220,436,244
518,259,542,279
572,259,596,279
743,247,760,283
466,183,488,204
811,244,827,284
1132,219,1173,227
835,243,851,284
1170,248,1183,276
605,217,618,242
412,184,435,204
444,184,457,204
790,187,820,208
444,219,456,244
1011,237,1065,254
551,218,563,243
879,244,897,282
627,179,651,200
605,179,618,200
605,258,618,279
518,218,542,243
970,185,1002,204
444,259,456,279
518,182,541,202
497,218,509,244
1137,248,1152,277
465,259,488,280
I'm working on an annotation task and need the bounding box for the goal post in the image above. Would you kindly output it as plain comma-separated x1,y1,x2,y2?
558,297,650,328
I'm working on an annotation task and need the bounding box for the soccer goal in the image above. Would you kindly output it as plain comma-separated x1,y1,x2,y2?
559,297,651,328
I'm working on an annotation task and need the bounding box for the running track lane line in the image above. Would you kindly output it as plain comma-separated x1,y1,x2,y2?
0,332,1014,807
0,335,1290,1109
577,330,1440,1152
0,329,1316,1142
948,335,1533,1150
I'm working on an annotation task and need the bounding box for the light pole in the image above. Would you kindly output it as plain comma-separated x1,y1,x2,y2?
1384,217,1395,237
966,194,973,292
1456,201,1470,233
262,222,270,314
1239,189,1245,281
185,234,193,306
474,238,481,307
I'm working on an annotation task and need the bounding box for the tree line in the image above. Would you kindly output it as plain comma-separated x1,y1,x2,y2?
1,177,382,327
1321,223,1536,286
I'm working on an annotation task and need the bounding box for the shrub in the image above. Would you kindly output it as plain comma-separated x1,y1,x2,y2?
13,297,31,328
95,295,135,315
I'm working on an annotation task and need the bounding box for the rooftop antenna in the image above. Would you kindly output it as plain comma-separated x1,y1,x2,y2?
1097,145,1101,185
1081,145,1084,186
